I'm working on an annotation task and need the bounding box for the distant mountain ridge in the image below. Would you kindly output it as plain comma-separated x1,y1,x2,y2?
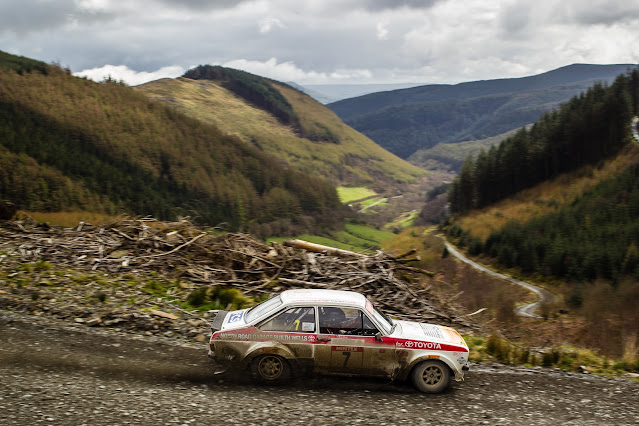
329,64,636,158
297,83,424,104
409,128,525,172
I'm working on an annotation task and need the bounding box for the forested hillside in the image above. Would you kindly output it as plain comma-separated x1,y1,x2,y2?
137,65,426,189
408,128,523,172
449,70,639,214
330,64,634,159
0,52,344,236
444,70,639,356
477,163,639,282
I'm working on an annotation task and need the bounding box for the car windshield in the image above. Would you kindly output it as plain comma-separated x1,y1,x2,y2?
368,302,393,334
245,295,282,323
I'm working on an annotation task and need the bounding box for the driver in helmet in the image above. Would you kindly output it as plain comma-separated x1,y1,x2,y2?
322,307,358,334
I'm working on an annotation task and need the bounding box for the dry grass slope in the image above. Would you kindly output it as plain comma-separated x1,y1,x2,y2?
454,143,639,241
136,78,426,188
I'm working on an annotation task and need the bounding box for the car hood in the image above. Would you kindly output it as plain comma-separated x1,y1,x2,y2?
392,320,467,348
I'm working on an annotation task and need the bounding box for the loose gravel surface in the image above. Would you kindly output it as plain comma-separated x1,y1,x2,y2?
1,312,638,425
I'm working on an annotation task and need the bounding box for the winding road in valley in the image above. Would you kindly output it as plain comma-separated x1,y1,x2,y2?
443,240,554,318
440,117,639,318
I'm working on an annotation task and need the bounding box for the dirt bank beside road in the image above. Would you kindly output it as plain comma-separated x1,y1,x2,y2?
1,312,637,425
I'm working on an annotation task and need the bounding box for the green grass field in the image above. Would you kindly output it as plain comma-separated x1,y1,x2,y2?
337,186,377,203
384,210,420,230
359,198,387,207
267,221,395,253
344,223,394,242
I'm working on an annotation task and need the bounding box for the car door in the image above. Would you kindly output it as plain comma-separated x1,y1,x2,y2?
313,306,363,374
313,307,396,376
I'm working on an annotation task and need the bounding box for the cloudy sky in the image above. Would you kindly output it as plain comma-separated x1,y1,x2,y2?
2,0,638,86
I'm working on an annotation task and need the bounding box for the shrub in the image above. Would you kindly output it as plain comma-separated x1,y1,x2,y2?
185,286,251,310
143,279,167,295
213,287,248,310
486,334,511,363
34,260,52,271
516,347,531,364
542,348,561,367
468,237,483,255
186,288,207,307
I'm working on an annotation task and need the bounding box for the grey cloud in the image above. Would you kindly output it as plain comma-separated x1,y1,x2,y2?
154,0,254,10
568,5,639,26
4,0,636,88
0,0,115,36
498,2,534,38
0,0,75,35
360,0,443,11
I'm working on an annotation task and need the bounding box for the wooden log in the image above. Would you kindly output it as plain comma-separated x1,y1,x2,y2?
277,277,331,287
283,239,366,258
390,248,417,260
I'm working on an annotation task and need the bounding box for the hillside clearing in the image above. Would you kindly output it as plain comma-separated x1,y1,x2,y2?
336,186,377,203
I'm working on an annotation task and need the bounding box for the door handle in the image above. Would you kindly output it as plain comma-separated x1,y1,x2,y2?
316,337,330,342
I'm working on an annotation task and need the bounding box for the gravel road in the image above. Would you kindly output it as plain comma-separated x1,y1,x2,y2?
1,312,637,425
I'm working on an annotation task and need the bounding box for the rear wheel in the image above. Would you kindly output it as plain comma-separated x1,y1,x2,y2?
410,360,450,393
251,354,291,383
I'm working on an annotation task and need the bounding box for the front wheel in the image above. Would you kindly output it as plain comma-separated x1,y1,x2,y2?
410,360,450,393
251,354,291,383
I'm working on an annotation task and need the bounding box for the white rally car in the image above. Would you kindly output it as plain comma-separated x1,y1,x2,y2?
209,289,469,393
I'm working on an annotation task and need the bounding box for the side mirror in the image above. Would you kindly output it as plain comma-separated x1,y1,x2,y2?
375,332,383,342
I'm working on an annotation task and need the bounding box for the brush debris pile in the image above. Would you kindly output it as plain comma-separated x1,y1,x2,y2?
0,218,475,331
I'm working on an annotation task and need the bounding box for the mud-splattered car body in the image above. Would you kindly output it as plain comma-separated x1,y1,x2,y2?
209,289,469,393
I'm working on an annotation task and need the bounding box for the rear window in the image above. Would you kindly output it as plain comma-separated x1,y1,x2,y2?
245,295,282,322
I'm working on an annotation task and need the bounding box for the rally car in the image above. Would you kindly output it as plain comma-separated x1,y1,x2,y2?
208,289,469,393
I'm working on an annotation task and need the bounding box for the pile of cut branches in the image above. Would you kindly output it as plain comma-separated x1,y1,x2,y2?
0,218,476,330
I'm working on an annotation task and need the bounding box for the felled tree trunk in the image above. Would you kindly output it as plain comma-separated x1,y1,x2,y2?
283,239,367,258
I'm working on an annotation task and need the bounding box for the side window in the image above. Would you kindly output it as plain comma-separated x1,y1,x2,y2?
319,307,362,335
259,307,315,333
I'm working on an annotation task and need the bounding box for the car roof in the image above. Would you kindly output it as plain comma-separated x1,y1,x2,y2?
279,289,367,309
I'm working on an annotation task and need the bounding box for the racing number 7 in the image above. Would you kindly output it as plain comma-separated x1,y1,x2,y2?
342,351,351,368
